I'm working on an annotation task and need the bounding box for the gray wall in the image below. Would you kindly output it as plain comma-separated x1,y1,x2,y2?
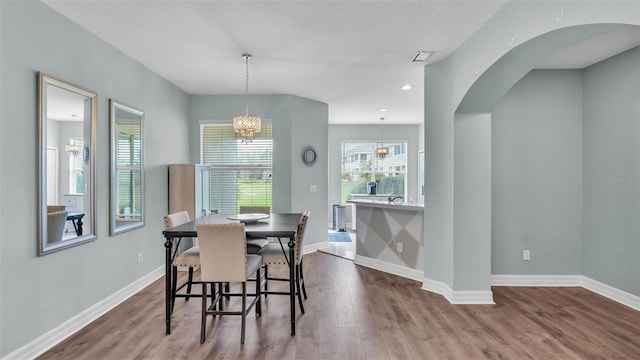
490,50,640,298
0,2,190,356
454,113,492,290
189,95,329,247
491,70,584,275
328,124,421,222
583,47,640,295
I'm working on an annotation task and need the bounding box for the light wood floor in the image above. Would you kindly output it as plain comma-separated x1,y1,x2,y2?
39,252,640,359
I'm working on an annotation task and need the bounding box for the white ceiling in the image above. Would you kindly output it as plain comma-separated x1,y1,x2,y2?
42,1,639,125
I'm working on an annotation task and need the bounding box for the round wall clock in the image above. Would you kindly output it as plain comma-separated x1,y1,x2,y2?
302,146,317,166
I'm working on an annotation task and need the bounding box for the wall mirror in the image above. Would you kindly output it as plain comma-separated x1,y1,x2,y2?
38,72,97,256
109,99,145,235
418,150,424,205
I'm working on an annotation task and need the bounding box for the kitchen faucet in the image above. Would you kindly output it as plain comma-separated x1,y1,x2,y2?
388,193,403,202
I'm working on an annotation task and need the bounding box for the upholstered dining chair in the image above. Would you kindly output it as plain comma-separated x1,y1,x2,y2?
197,222,262,344
163,211,202,311
47,210,68,244
239,206,270,254
258,211,309,313
47,205,66,213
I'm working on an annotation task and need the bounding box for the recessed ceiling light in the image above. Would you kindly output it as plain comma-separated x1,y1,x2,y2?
400,84,413,91
409,51,434,63
380,108,388,112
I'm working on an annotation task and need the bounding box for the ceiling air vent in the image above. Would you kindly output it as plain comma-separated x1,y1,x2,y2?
409,51,434,63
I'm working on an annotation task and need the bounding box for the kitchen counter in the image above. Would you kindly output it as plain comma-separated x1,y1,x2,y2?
348,198,424,281
347,198,424,211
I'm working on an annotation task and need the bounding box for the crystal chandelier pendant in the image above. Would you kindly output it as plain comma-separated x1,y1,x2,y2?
233,54,261,142
375,117,388,160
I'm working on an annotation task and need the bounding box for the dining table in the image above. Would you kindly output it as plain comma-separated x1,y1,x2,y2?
162,212,303,336
66,212,84,236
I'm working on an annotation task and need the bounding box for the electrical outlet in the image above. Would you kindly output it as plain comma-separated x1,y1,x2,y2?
523,250,530,261
397,242,403,253
309,185,317,193
138,252,144,264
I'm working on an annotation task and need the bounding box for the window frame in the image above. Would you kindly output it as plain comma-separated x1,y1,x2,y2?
340,140,408,202
200,120,273,214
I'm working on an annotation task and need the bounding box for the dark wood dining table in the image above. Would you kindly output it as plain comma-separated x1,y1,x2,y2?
162,212,303,336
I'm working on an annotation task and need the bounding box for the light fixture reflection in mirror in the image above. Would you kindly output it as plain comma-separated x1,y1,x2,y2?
109,99,145,235
38,72,97,256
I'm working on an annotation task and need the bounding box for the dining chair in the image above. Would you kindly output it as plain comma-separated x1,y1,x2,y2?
258,211,309,313
163,211,202,311
197,222,262,344
239,206,270,254
47,205,66,213
47,210,68,244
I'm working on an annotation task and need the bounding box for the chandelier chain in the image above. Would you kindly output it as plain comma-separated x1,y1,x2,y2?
233,53,261,142
380,117,384,146
244,54,250,115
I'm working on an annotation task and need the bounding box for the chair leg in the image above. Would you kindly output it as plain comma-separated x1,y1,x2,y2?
255,267,262,317
171,265,178,314
225,282,230,301
300,258,307,299
296,264,305,314
263,264,269,297
241,283,247,344
217,283,224,311
210,283,217,317
185,266,194,301
200,283,208,344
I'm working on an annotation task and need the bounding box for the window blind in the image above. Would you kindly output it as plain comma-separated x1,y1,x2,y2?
201,123,272,214
115,125,142,218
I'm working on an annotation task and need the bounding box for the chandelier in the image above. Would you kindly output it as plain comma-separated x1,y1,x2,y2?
375,117,389,160
65,143,81,157
233,54,261,142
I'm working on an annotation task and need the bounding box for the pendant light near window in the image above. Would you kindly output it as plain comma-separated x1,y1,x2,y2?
65,115,81,157
375,117,389,160
233,53,261,142
65,142,81,157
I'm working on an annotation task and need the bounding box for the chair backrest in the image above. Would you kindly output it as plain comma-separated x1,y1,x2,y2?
197,223,248,282
163,210,190,229
294,211,310,264
47,205,66,213
47,210,68,244
164,211,193,253
239,206,270,214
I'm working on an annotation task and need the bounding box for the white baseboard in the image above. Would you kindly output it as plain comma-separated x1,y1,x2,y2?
304,240,330,254
491,274,582,287
450,290,495,304
492,274,640,312
353,256,495,304
421,277,495,304
354,255,424,282
2,266,164,360
581,277,640,311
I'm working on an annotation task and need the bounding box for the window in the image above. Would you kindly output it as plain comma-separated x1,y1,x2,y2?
392,144,405,156
341,141,407,202
68,138,84,194
201,122,272,214
114,124,142,220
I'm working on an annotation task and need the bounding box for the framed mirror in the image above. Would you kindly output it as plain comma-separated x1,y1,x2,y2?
38,72,97,256
109,99,145,235
418,150,424,205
